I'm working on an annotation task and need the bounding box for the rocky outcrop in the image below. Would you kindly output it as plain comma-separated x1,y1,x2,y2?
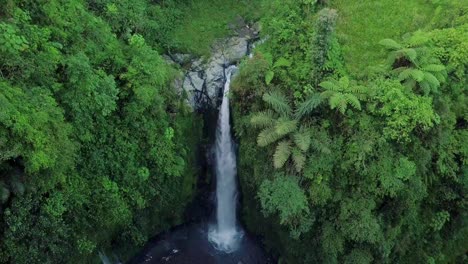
168,21,259,110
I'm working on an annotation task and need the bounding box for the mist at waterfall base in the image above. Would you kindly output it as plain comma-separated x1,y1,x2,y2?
128,67,271,264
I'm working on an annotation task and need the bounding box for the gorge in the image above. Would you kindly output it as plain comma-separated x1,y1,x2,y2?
129,56,270,264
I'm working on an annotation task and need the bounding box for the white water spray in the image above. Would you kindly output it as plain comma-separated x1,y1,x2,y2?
208,65,243,253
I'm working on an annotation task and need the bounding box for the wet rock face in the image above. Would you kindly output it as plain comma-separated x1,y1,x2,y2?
168,22,259,111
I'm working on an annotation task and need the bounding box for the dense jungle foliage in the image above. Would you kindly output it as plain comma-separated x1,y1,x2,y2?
232,0,467,263
0,0,215,262
0,0,466,263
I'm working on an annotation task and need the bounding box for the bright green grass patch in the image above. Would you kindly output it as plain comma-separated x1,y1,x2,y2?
169,0,262,56
331,0,435,77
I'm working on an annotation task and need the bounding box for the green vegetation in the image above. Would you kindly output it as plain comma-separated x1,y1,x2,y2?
167,0,261,56
331,0,434,76
0,0,204,262
0,0,466,263
232,0,467,263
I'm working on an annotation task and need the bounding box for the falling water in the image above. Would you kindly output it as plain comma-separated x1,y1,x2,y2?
208,65,243,253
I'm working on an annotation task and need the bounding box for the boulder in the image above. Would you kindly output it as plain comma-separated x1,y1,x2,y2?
222,37,248,64
168,34,253,110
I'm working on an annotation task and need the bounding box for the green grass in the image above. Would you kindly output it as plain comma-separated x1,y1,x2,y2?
169,0,262,56
330,0,435,77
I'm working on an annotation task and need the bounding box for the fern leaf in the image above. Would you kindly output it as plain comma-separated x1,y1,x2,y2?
262,91,292,116
338,76,350,89
275,118,298,136
423,64,445,72
401,48,418,63
265,70,275,85
433,71,446,83
344,94,361,110
293,131,311,152
319,81,339,91
349,84,366,94
292,148,306,172
257,127,281,147
379,39,402,50
320,90,335,99
407,32,429,47
250,110,276,128
273,140,292,169
273,57,292,68
423,72,440,90
403,78,417,89
329,93,343,111
386,51,398,65
398,68,422,82
338,99,347,114
419,81,431,96
311,138,331,154
410,69,425,82
295,93,322,119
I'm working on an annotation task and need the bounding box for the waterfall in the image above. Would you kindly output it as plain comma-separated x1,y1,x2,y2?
208,65,243,253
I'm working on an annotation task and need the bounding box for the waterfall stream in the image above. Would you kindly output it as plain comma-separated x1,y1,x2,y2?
128,61,270,264
208,65,243,253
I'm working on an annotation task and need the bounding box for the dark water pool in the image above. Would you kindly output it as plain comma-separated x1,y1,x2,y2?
128,222,273,264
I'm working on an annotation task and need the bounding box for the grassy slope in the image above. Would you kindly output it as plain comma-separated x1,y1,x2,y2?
330,0,434,77
169,0,262,56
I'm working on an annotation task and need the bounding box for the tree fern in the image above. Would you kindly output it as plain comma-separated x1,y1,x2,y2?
337,97,348,114
339,76,350,89
275,118,298,137
319,80,339,92
274,140,292,169
319,76,364,115
257,127,282,147
263,90,292,116
250,110,276,128
250,89,324,172
295,93,322,119
329,93,344,112
344,94,361,110
380,35,446,95
423,72,440,88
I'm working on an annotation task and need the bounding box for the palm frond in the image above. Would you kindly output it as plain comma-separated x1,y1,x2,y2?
273,140,292,169
262,90,292,116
